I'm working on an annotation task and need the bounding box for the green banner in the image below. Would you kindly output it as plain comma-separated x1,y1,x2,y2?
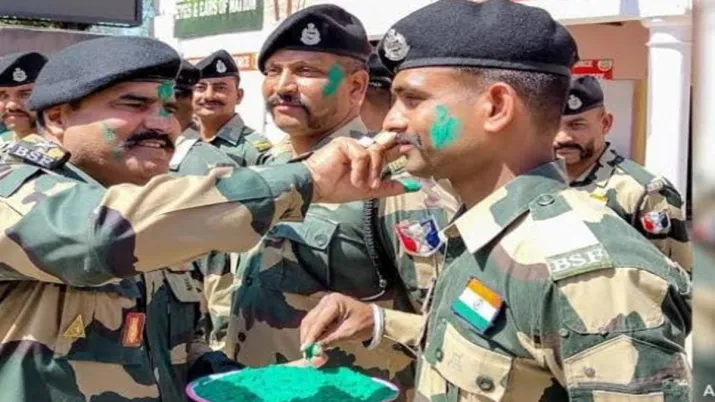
174,0,263,39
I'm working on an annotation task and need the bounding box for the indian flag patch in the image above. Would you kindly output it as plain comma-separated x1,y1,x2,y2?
451,278,503,334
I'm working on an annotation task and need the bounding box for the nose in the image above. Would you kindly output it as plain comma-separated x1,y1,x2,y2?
144,106,174,134
554,128,572,145
275,70,298,97
382,104,408,133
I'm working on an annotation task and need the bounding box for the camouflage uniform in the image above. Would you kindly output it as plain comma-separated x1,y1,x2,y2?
226,118,460,400
0,130,16,144
390,160,692,401
0,134,315,401
570,143,692,272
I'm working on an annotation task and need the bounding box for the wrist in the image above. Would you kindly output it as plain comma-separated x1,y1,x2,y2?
366,304,384,350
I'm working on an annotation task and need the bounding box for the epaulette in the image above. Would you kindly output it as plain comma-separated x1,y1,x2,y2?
616,158,656,188
530,194,614,281
3,134,70,170
169,137,199,171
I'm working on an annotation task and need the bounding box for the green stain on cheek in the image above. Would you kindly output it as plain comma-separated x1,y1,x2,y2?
159,108,170,118
322,64,345,97
111,148,123,161
429,105,461,149
101,122,117,144
157,81,175,101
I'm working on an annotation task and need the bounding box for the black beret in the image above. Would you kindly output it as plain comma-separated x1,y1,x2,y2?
564,76,604,115
367,52,392,89
0,52,47,87
196,50,238,79
29,36,181,111
176,59,200,89
377,0,578,76
258,4,371,73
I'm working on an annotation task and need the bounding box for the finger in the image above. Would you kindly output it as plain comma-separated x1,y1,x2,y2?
343,141,370,188
301,301,341,347
284,358,312,368
368,146,384,189
366,179,414,199
310,353,329,368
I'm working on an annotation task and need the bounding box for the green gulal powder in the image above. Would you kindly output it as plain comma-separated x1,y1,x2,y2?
191,366,398,402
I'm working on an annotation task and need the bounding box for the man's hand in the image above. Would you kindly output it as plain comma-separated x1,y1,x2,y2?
300,293,376,363
304,133,409,204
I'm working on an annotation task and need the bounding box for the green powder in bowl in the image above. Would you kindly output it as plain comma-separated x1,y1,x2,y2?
186,365,399,402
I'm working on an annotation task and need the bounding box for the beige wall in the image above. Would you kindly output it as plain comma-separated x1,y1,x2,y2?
567,21,649,80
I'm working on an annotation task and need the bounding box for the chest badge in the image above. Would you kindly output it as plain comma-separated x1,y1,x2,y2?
121,312,146,348
394,215,445,257
451,278,503,334
63,314,86,339
641,210,671,235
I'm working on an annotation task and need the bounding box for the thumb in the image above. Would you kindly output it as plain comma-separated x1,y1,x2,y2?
367,179,421,199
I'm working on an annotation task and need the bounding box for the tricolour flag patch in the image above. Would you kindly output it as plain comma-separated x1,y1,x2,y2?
451,278,503,334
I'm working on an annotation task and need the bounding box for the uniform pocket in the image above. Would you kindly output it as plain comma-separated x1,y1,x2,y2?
432,323,513,401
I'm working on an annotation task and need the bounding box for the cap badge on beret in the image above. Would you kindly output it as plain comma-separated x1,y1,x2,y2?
568,94,583,111
300,23,321,46
383,29,410,62
216,60,227,74
12,68,27,83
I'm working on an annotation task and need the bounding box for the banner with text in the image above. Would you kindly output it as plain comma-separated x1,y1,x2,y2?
175,0,263,39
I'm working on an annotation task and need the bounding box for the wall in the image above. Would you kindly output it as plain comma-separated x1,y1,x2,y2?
567,21,649,80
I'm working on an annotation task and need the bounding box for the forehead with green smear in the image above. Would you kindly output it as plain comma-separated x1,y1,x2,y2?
429,105,462,150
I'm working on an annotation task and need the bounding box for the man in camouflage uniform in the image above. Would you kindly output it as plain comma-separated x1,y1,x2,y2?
0,51,47,143
183,49,273,169
556,76,692,272
0,35,408,401
224,5,461,400
300,1,693,400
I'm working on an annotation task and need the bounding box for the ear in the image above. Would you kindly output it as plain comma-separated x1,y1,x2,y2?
236,87,244,105
42,105,67,142
601,111,614,136
482,82,516,134
348,69,369,106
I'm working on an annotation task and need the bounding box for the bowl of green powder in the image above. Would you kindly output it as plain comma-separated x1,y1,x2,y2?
186,365,400,402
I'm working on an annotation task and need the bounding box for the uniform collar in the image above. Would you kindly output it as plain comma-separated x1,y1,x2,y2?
571,142,622,188
210,113,246,146
443,159,570,253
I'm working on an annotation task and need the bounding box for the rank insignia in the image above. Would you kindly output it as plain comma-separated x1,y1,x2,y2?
640,210,671,235
63,314,86,338
451,278,503,334
121,312,146,348
394,216,444,257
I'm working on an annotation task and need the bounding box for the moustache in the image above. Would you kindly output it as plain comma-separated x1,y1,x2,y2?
395,133,423,149
198,100,225,107
554,143,584,153
2,108,31,119
122,131,175,151
266,94,310,112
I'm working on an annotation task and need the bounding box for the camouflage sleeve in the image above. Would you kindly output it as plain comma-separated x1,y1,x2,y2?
635,180,692,273
540,258,692,400
0,163,313,286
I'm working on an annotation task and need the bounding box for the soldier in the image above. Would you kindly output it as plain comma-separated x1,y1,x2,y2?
224,4,461,400
0,51,47,143
175,59,201,134
300,0,693,400
556,76,692,272
189,49,272,167
0,35,408,401
361,52,394,132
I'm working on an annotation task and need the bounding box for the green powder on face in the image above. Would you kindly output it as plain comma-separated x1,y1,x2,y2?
159,107,170,118
158,81,175,101
322,64,345,97
429,105,461,149
190,366,398,402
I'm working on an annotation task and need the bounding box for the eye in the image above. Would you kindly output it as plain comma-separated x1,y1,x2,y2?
265,66,281,77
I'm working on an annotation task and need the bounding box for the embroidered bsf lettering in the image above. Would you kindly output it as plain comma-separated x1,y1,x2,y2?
546,244,613,281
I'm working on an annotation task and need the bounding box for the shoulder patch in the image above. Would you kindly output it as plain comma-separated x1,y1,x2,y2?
6,136,69,170
546,244,613,281
251,139,273,152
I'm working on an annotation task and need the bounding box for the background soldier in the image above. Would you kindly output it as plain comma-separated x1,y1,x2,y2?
0,35,407,401
300,1,692,400
190,49,272,167
224,5,460,400
361,52,394,132
0,51,47,143
175,59,201,134
556,76,692,272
